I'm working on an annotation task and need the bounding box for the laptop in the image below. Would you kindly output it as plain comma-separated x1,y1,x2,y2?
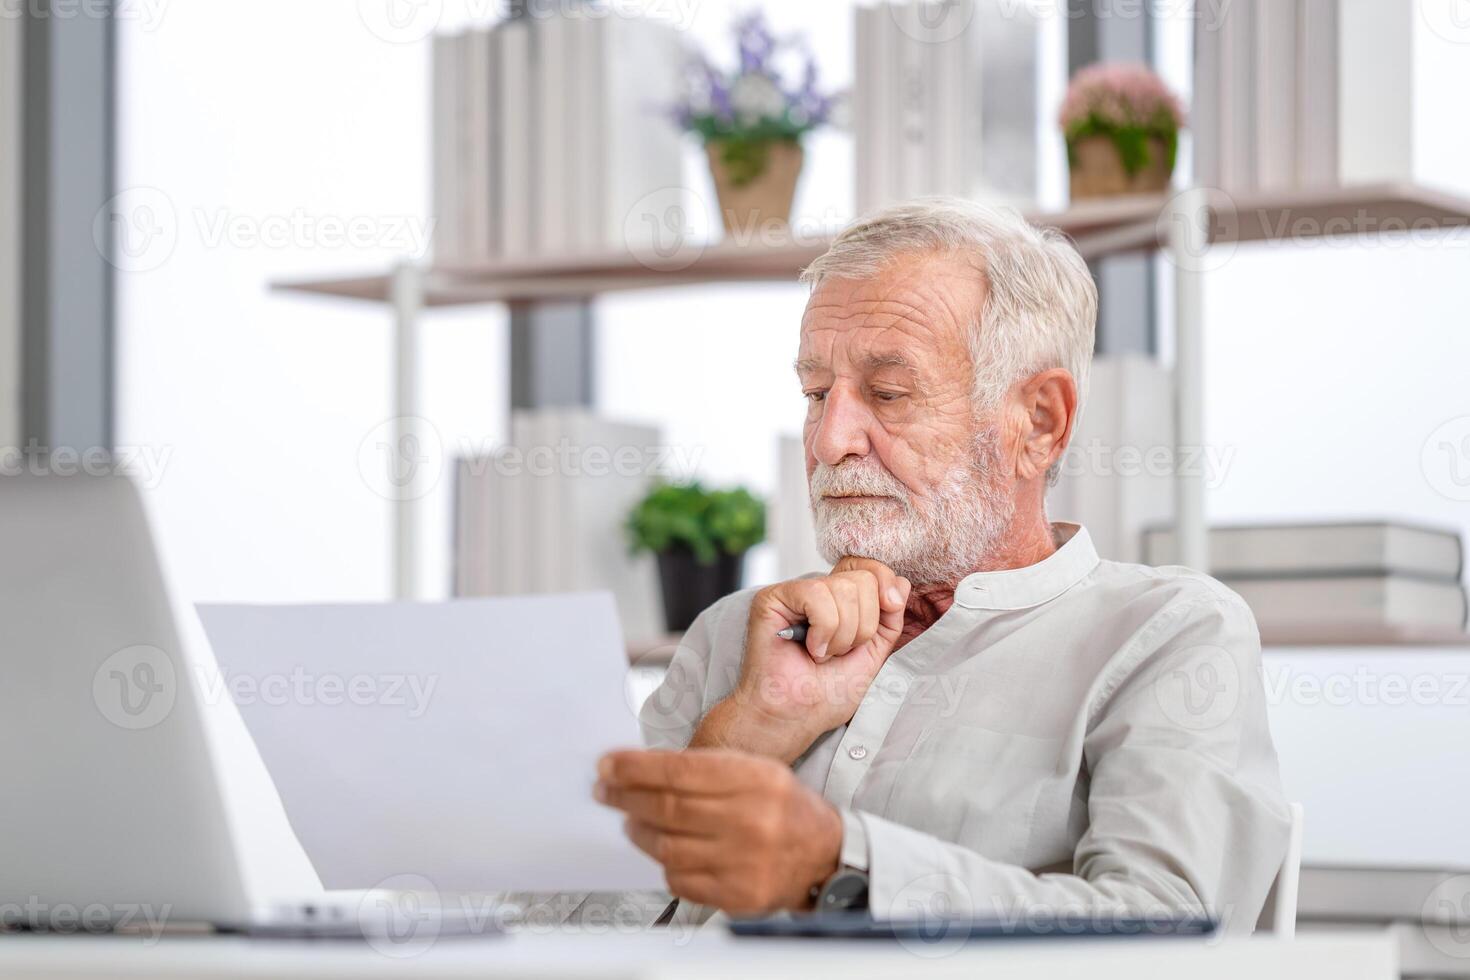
0,469,494,939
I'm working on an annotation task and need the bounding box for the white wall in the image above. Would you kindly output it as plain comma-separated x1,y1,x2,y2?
115,3,506,603
0,12,20,449
1412,5,1470,196
116,1,1470,614
1202,238,1470,554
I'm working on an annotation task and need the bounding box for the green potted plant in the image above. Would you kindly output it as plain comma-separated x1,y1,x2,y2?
1060,62,1185,199
626,481,766,632
671,11,840,235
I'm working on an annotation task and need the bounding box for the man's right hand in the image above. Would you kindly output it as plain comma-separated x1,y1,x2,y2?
690,557,911,763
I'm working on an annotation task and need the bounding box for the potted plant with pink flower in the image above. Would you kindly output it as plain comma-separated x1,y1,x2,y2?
1060,62,1186,199
672,11,840,235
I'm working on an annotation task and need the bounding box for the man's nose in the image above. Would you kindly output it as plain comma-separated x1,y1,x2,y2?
811,386,874,466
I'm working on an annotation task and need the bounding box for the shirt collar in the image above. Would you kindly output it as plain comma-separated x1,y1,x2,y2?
952,523,1100,611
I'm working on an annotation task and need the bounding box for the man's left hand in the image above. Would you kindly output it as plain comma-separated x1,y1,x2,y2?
594,748,843,916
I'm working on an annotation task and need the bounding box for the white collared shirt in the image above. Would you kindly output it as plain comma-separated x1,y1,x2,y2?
640,523,1291,931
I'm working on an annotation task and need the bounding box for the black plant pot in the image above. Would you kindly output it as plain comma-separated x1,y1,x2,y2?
655,545,746,633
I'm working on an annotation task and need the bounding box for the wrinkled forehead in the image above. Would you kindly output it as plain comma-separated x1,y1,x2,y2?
796,253,983,376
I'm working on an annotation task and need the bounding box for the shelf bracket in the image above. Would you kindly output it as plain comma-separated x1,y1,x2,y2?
389,260,424,599
1167,188,1210,572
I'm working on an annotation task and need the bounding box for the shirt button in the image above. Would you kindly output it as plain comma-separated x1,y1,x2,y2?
848,744,868,761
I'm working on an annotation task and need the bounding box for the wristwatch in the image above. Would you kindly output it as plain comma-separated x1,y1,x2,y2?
813,867,869,914
811,810,870,914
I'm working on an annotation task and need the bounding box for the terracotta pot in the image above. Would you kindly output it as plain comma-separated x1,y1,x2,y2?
1068,134,1173,199
705,139,804,237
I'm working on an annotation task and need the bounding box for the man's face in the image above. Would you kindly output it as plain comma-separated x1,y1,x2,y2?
797,251,1015,586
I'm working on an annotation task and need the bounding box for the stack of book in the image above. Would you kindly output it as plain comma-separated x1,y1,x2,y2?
1297,868,1470,976
1143,522,1468,642
852,0,1038,215
431,12,683,265
454,409,665,642
1193,0,1425,193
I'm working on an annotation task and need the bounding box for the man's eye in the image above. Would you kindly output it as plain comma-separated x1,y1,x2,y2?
804,390,827,403
872,391,904,403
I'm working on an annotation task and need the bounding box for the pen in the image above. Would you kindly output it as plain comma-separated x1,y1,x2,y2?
775,622,809,643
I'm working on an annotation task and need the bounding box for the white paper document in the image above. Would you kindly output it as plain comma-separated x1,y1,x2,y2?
197,593,662,893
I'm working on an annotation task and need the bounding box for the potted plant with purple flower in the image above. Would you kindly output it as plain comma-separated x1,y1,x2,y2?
1060,62,1186,199
672,11,840,235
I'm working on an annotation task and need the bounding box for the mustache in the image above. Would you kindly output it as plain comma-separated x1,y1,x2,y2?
809,458,911,503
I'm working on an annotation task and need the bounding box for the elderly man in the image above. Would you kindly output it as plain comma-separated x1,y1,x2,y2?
595,200,1290,931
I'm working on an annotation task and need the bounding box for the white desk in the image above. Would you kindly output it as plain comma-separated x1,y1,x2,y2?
0,929,1396,980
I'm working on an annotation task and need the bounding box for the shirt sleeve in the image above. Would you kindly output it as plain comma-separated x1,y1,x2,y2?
637,591,747,749
851,589,1292,934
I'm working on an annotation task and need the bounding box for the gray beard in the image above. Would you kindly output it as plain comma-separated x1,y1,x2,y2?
807,428,1015,587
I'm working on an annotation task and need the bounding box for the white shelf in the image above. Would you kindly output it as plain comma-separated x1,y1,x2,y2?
1260,623,1470,648
270,193,1175,306
267,181,1470,598
270,183,1470,308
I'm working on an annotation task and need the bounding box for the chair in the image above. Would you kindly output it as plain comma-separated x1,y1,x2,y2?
1257,802,1305,937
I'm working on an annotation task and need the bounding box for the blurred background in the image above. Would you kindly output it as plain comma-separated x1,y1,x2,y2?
5,0,1470,959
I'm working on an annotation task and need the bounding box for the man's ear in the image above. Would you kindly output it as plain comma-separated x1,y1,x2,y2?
1014,369,1078,481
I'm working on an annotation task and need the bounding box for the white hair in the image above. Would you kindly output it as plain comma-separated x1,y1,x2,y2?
800,198,1098,481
